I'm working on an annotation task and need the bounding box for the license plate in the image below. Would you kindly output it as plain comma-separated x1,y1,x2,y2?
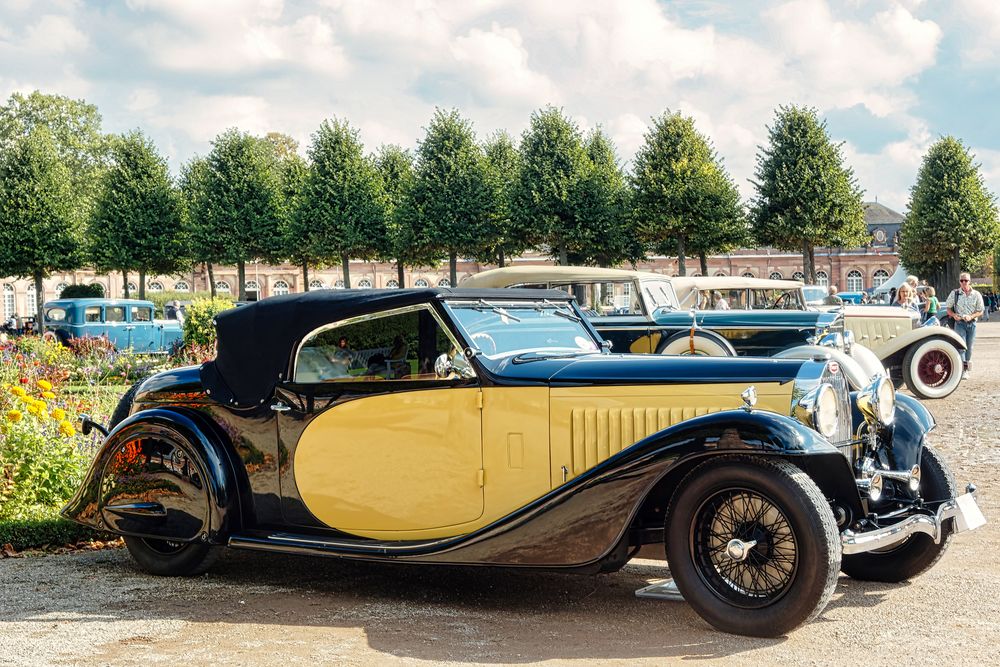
954,493,987,533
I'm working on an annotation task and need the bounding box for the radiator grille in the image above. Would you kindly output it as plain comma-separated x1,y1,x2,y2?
822,362,854,448
568,406,720,475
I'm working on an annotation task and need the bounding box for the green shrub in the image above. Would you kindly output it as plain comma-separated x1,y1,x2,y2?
0,506,104,550
146,290,212,317
59,283,105,298
182,297,235,346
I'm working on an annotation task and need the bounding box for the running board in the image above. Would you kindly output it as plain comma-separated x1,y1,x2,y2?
228,531,452,559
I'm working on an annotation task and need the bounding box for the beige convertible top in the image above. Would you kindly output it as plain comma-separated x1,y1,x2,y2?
460,265,669,287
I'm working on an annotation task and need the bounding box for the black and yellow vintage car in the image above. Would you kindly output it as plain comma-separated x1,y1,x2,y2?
63,289,984,637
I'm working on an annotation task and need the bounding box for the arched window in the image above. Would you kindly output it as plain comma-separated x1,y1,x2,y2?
792,271,805,281
357,279,372,289
333,279,345,289
714,271,728,277
437,278,451,287
54,282,69,297
272,280,290,296
245,280,260,300
815,271,829,287
215,281,231,294
768,271,783,280
872,269,890,288
741,271,756,278
414,278,429,287
385,279,399,288
846,270,864,292
127,281,138,295
173,281,190,292
308,279,325,291
691,273,702,278
25,284,36,309
147,281,164,293
3,284,14,319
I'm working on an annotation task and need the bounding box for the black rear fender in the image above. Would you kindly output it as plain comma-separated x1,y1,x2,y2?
61,408,242,544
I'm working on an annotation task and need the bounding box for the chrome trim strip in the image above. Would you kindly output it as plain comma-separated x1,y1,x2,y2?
841,492,984,555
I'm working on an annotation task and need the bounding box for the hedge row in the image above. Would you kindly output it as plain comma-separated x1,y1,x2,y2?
0,511,106,552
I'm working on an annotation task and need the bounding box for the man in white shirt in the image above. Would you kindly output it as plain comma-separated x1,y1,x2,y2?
945,272,985,380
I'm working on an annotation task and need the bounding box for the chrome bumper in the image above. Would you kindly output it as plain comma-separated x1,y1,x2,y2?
841,491,986,555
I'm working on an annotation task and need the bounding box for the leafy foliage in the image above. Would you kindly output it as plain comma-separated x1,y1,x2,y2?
397,109,495,284
89,131,187,296
374,144,422,273
899,136,1000,287
59,284,104,298
481,131,525,266
182,297,235,346
750,105,866,281
511,106,590,264
631,112,745,274
293,119,387,287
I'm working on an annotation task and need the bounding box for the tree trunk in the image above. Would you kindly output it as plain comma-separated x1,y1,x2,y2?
33,272,44,334
122,269,129,298
237,261,246,301
449,251,458,287
559,245,568,266
397,261,405,287
498,248,505,268
302,262,309,291
207,263,216,298
677,236,687,276
138,269,146,300
699,251,708,276
809,246,816,284
341,255,351,288
802,240,814,284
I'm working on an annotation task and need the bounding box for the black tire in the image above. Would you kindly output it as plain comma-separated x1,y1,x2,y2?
665,456,840,637
901,338,963,399
841,446,956,582
657,330,737,357
109,381,143,430
123,535,221,576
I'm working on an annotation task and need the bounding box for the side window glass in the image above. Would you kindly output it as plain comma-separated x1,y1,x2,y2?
294,308,460,383
130,306,152,322
84,306,102,323
106,306,126,322
45,308,67,322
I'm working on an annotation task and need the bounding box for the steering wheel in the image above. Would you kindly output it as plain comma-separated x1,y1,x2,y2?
471,332,497,355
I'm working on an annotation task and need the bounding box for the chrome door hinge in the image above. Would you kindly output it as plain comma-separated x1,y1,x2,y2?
476,469,485,487
270,401,291,412
476,391,483,409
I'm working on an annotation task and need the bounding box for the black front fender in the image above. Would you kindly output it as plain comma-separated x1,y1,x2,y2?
61,408,240,544
849,391,934,473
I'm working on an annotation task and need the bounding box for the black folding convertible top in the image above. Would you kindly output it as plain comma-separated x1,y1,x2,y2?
199,287,573,407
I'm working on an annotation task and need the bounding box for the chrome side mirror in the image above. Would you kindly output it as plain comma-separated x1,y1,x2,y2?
436,352,476,379
434,353,454,379
601,339,613,353
688,308,698,329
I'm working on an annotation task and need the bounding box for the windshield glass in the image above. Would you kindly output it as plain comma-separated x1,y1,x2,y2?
641,280,677,311
444,299,600,367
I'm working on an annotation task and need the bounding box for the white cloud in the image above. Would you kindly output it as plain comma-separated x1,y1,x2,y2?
125,87,160,112
449,24,559,106
22,14,88,53
953,0,1000,63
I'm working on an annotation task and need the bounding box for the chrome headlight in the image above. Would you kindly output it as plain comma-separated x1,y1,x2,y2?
857,376,896,426
794,382,840,439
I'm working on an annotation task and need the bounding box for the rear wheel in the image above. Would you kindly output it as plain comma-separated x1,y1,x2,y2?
123,535,221,576
902,338,963,399
657,330,736,357
109,381,143,430
665,456,840,637
841,446,955,582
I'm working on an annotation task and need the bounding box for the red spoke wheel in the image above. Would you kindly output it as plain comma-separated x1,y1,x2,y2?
902,338,963,399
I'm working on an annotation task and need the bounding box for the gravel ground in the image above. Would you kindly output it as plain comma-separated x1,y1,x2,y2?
3,324,1000,666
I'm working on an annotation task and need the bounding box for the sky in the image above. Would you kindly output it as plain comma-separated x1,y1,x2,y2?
1,0,998,213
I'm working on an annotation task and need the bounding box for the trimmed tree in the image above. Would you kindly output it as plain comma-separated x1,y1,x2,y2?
179,156,222,297
0,127,83,329
899,136,1000,292
631,111,745,276
398,109,494,286
374,144,416,286
512,106,590,264
202,129,285,301
89,131,187,299
750,105,866,283
482,131,525,267
294,119,387,288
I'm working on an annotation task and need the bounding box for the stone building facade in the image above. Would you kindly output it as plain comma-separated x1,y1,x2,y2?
2,201,904,319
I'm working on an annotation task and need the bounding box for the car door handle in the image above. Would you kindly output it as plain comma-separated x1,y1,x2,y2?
270,401,291,412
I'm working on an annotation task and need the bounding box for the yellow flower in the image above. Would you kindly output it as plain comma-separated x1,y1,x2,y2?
26,403,40,416
41,391,56,400
37,409,48,421
10,386,26,397
37,379,52,391
51,407,66,421
6,409,22,422
58,420,75,437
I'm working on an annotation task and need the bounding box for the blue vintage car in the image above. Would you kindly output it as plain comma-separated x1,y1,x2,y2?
42,298,183,352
